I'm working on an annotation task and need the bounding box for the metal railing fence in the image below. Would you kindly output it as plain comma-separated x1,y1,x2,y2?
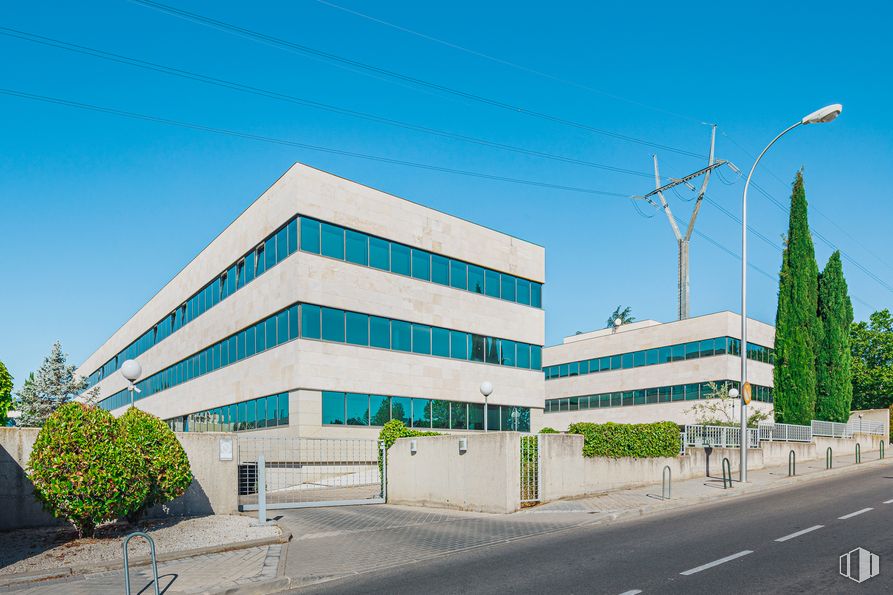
811,419,886,438
683,425,760,449
757,422,812,442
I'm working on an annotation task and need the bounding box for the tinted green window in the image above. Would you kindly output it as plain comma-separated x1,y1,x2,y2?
450,331,468,359
391,320,411,352
633,351,646,367
322,307,345,342
278,393,289,425
255,246,266,276
431,254,449,285
256,399,266,429
485,338,500,364
598,356,610,371
671,344,685,362
346,393,369,425
264,237,276,270
412,324,431,355
450,260,467,290
671,385,685,401
266,317,277,349
467,265,485,294
412,399,431,428
558,364,568,378
300,218,320,253
450,402,467,429
246,326,256,357
531,346,542,370
700,339,715,357
255,321,266,353
244,251,255,284
470,334,486,362
500,275,516,302
411,249,430,281
245,400,256,430
487,405,501,430
370,316,390,349
610,355,622,369
431,400,450,429
267,395,278,426
501,340,516,367
568,362,579,377
685,342,699,360
322,391,344,424
588,358,599,373
646,349,659,365
287,219,298,255
321,223,344,259
276,226,288,263
369,237,389,270
485,270,500,298
468,403,484,430
370,395,390,426
391,244,411,276
288,305,299,340
432,327,450,357
346,312,369,346
301,304,321,339
516,343,530,369
658,347,671,364
685,383,701,400
345,230,368,265
621,353,634,369
501,406,520,431
531,283,542,308
391,396,411,425
516,279,531,305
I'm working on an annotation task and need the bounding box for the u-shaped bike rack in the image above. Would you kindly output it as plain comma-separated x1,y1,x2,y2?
721,457,732,489
123,531,160,595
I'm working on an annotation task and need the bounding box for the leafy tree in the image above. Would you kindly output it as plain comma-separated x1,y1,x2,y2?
0,360,12,426
685,381,771,427
850,309,893,410
815,251,854,421
606,306,635,328
773,172,821,425
15,342,88,427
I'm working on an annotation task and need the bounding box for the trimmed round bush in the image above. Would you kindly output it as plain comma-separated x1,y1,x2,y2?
28,403,149,537
538,427,559,434
120,407,193,517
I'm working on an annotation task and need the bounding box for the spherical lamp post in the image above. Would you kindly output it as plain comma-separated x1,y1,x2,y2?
480,381,493,432
121,359,142,408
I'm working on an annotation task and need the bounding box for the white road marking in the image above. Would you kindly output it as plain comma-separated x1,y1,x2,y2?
883,499,893,504
838,508,874,519
618,591,642,595
775,525,824,542
680,550,754,576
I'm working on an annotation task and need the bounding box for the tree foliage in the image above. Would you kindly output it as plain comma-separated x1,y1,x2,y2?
567,421,681,458
0,360,12,426
850,309,893,410
28,403,149,538
815,251,854,421
606,305,635,328
15,342,87,427
773,172,821,424
685,381,771,427
119,408,193,518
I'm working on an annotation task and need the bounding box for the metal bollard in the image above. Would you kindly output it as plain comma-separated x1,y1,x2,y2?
256,454,267,526
722,457,732,489
788,450,796,477
881,441,885,460
855,443,861,464
123,531,160,595
826,446,833,470
662,465,671,500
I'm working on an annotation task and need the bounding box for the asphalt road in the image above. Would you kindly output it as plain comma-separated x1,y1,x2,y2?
294,463,893,594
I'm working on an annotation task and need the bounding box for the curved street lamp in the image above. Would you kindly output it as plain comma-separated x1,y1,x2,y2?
739,104,842,482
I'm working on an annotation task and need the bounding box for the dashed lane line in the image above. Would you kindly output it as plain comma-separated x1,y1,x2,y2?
617,590,642,595
883,499,893,504
679,551,754,576
838,508,873,520
775,525,824,542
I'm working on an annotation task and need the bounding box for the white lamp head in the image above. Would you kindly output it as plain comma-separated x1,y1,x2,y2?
121,359,142,382
728,388,740,399
801,104,842,125
613,318,623,328
479,381,493,397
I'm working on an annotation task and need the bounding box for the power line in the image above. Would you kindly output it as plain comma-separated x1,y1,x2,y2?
311,0,704,125
130,0,706,160
0,26,654,181
0,87,631,198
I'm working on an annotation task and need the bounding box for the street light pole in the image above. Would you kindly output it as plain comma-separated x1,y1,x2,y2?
121,359,142,409
480,381,493,432
739,104,842,483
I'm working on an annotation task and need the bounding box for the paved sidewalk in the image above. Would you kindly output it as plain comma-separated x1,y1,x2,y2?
0,544,284,595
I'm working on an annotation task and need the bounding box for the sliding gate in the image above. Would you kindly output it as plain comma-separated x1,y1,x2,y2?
238,437,386,510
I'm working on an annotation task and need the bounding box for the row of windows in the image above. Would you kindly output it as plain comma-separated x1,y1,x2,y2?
97,301,542,411
87,217,301,389
543,337,775,381
299,217,542,308
87,214,543,390
544,380,774,413
322,391,531,432
166,393,288,433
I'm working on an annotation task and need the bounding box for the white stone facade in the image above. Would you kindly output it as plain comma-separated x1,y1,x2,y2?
76,163,545,439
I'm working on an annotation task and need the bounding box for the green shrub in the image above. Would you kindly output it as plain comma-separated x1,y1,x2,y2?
120,408,193,518
28,403,149,537
538,427,558,434
568,421,681,458
378,419,440,450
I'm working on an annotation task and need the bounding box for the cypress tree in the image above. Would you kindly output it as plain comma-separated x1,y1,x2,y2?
773,172,821,425
816,251,854,421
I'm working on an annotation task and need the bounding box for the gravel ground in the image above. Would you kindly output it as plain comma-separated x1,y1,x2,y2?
0,515,280,576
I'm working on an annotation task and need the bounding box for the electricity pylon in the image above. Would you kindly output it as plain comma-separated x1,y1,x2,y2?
633,125,739,320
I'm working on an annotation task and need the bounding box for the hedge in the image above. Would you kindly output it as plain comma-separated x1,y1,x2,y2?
567,421,681,458
378,419,440,450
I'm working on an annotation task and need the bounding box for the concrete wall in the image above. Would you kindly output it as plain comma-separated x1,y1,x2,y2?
0,428,237,532
387,433,519,514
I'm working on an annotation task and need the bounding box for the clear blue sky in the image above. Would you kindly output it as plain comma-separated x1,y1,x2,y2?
2,0,892,388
